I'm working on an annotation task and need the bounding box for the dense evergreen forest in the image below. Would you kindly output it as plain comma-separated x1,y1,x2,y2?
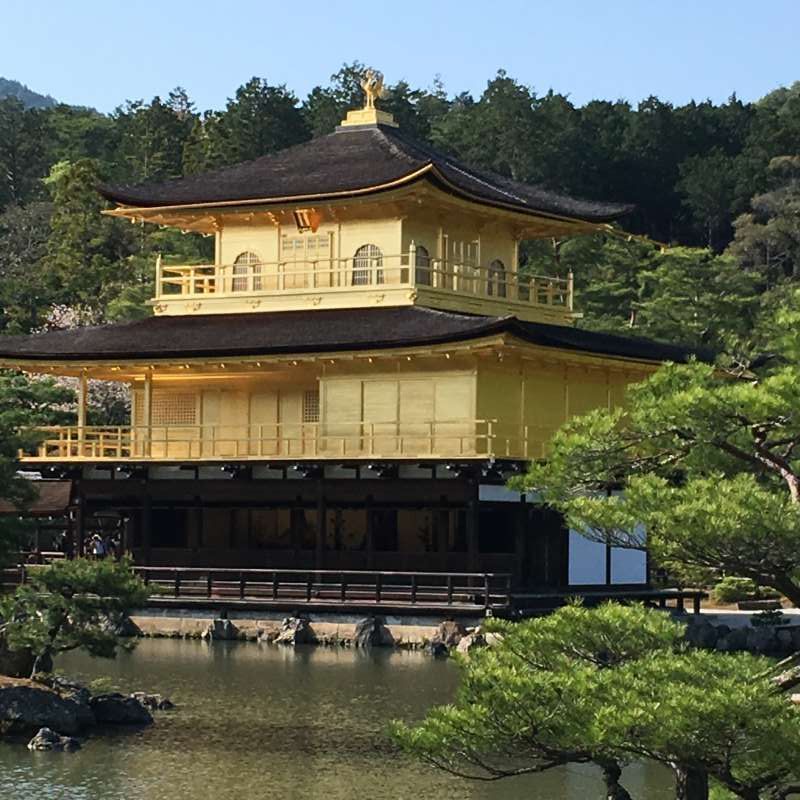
0,62,799,351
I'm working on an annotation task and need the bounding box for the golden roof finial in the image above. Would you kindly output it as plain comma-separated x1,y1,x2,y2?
360,69,385,110
339,67,398,129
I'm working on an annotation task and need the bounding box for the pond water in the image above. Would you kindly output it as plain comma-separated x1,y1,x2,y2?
0,640,675,799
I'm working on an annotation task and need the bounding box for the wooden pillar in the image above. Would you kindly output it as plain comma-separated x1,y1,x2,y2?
514,499,527,589
121,514,131,557
77,373,88,454
74,481,86,558
142,372,153,457
466,476,479,572
315,480,325,570
141,480,152,566
194,496,203,550
365,494,374,570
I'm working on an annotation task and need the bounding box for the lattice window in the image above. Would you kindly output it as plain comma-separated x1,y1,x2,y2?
232,251,262,292
352,243,383,286
281,234,330,260
151,393,197,426
302,389,320,423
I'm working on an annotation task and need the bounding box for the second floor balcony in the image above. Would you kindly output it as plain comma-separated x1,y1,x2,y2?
20,420,545,465
153,247,575,324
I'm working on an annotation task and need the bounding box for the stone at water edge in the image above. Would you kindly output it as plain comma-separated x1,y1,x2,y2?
456,629,487,655
130,692,175,711
435,620,466,648
274,617,316,646
427,641,449,658
27,727,81,752
89,693,153,726
353,617,395,648
0,682,83,736
201,619,240,641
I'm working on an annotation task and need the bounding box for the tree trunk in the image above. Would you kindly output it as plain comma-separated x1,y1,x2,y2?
770,574,800,609
673,765,709,800
600,760,634,800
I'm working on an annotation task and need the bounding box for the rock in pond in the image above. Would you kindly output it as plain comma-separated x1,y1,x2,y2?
427,640,449,658
130,692,174,711
0,679,84,736
274,617,316,646
434,620,466,649
202,619,240,641
353,617,394,648
456,629,487,656
27,727,80,752
89,693,153,726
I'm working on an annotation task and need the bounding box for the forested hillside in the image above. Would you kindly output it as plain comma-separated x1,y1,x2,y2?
0,78,57,109
0,63,798,351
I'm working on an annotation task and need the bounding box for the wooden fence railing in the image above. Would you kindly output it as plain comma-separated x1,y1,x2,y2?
133,567,513,611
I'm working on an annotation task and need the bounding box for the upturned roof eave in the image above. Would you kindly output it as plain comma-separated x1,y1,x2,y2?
100,165,631,228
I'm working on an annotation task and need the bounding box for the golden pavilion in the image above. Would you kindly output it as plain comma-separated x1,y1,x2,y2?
0,74,699,612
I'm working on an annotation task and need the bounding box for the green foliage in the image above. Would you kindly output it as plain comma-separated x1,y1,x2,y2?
712,577,760,604
0,201,54,333
0,370,74,565
392,604,800,799
0,97,49,207
0,557,148,676
43,159,136,317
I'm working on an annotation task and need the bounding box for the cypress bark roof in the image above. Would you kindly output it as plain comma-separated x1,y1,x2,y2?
0,480,73,515
98,124,632,223
0,307,703,364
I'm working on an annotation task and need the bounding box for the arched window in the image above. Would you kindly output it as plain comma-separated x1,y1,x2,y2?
487,259,507,298
352,244,383,285
414,245,431,286
232,251,261,292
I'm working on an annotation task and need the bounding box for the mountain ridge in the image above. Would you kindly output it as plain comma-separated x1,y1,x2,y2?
0,77,57,109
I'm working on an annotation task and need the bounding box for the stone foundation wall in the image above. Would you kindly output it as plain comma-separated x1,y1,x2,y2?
129,609,485,651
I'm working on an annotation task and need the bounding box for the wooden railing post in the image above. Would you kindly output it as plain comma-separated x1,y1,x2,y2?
410,573,417,604
239,571,245,600
174,571,181,598
484,574,491,609
155,253,163,299
272,572,278,600
446,575,453,605
206,571,212,598
567,270,574,312
375,573,382,604
340,572,346,603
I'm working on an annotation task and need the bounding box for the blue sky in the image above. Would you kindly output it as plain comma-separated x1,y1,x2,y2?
5,0,798,112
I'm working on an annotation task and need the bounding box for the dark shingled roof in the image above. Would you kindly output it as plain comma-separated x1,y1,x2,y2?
0,480,73,515
98,124,632,224
0,307,704,364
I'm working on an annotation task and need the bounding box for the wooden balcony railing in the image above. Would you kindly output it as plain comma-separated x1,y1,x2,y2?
19,420,548,463
134,567,514,611
155,250,573,312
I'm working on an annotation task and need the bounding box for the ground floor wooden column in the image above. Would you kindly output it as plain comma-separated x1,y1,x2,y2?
315,480,325,570
74,481,86,557
365,494,374,569
466,478,479,572
141,481,152,566
514,500,528,587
